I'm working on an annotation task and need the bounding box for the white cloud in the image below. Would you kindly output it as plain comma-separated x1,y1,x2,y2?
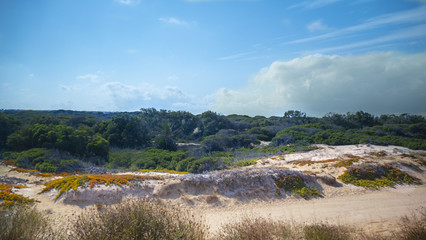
76,73,99,82
288,0,341,9
307,20,330,32
158,17,188,26
212,52,426,116
115,0,140,6
28,73,34,78
102,82,192,110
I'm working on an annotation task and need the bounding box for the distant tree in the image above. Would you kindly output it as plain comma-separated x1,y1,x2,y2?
284,110,307,119
96,114,150,148
154,122,177,151
0,113,20,149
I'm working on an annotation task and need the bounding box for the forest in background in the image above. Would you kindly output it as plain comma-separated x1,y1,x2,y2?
0,109,425,173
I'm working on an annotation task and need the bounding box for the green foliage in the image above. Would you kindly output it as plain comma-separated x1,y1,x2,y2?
0,113,20,150
274,174,322,199
95,114,150,148
35,162,57,173
15,148,49,169
107,149,188,171
338,164,421,189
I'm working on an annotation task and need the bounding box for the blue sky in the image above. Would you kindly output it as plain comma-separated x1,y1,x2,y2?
1,0,425,116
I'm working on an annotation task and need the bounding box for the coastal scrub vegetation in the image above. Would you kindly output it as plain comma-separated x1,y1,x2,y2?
338,164,421,189
0,109,425,174
274,174,322,199
40,174,163,200
1,203,425,240
0,183,36,208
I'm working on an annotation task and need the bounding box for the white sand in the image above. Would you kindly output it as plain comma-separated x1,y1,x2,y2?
1,144,425,237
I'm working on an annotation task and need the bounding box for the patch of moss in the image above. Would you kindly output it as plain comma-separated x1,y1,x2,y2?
274,174,322,199
338,164,421,189
0,184,36,208
40,174,164,200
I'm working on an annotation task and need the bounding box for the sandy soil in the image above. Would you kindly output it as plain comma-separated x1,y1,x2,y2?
1,144,425,237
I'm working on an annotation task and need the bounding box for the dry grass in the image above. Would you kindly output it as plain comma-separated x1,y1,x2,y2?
40,174,164,200
216,216,293,240
215,216,353,240
0,203,424,239
394,208,426,240
0,206,52,240
70,198,206,240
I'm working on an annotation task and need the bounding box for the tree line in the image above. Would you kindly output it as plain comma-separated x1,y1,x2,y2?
0,109,425,173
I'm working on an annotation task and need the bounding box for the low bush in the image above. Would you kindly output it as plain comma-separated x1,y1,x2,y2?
70,199,206,240
0,184,36,208
40,174,164,200
274,174,322,199
338,164,421,189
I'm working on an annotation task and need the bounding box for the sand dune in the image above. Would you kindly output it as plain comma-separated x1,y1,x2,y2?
1,144,425,237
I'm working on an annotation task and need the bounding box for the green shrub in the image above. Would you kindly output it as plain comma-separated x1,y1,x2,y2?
338,164,421,189
15,148,49,169
35,162,57,173
274,174,322,199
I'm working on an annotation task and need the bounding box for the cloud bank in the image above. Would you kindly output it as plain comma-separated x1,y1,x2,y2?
212,52,426,116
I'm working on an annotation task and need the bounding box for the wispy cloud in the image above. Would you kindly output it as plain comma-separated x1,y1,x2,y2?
307,20,330,32
288,0,341,10
286,5,426,44
217,52,252,60
115,0,140,6
76,73,99,81
313,23,426,53
158,17,188,26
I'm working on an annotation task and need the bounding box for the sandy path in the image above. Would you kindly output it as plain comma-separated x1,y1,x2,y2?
199,184,426,236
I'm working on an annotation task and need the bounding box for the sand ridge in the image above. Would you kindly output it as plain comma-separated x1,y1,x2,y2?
1,144,425,237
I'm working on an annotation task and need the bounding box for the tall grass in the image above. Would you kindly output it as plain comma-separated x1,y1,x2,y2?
215,216,352,240
0,201,424,240
69,198,206,240
0,206,52,240
394,208,426,240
